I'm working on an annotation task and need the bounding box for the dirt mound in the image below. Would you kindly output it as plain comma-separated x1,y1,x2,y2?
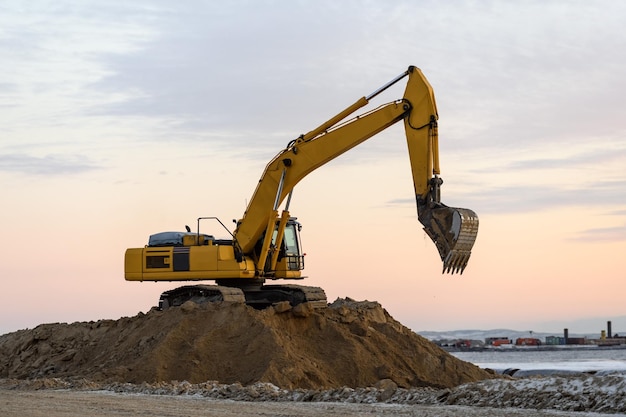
0,298,494,389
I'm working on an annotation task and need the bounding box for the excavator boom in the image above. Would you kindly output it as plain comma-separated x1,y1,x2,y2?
233,66,478,274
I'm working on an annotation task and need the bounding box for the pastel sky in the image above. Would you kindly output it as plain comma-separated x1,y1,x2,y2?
1,1,625,336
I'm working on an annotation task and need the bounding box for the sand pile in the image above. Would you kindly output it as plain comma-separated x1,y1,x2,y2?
0,298,494,389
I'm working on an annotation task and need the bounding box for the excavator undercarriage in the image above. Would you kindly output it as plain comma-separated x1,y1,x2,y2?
158,283,327,310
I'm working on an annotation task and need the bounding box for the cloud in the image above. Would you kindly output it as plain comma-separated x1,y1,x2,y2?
3,1,626,204
87,3,359,128
0,154,102,176
72,0,626,167
571,225,626,243
494,144,626,172
386,180,626,215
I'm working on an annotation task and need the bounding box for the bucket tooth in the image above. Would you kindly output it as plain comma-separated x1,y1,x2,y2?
443,250,471,275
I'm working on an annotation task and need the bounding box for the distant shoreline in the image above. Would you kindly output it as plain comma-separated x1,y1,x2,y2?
443,344,626,353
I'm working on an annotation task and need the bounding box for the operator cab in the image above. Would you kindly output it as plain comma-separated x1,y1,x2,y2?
277,218,304,271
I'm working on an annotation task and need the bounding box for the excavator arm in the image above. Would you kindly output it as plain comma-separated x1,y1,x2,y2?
234,66,478,274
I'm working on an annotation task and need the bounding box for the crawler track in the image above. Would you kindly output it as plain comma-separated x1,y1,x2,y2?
158,284,327,310
245,284,328,309
158,285,246,309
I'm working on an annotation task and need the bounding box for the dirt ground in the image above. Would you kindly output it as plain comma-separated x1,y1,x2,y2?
1,298,621,415
0,298,493,389
0,389,603,417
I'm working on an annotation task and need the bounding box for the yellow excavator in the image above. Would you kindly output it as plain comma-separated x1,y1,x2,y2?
124,66,479,309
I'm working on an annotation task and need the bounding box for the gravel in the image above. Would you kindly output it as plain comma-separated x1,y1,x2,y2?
2,373,625,415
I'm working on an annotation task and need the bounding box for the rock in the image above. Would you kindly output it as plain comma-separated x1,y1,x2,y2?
273,301,291,313
375,378,398,401
292,302,313,317
180,301,198,313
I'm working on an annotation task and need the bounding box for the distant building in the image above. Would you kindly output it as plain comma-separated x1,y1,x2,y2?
515,337,541,346
485,337,512,346
545,336,565,345
454,339,472,348
566,337,587,345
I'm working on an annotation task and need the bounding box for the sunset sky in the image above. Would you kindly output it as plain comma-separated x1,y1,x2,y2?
1,1,625,336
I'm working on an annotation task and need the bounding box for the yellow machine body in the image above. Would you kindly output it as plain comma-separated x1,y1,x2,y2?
124,66,479,306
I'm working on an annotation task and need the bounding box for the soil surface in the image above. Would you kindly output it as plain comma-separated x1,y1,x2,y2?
2,300,621,415
0,298,493,389
0,389,599,417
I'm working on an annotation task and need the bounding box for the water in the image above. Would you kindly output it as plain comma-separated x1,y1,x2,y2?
451,347,626,374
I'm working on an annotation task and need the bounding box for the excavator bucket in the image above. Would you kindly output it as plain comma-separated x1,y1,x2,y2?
414,172,479,274
418,202,479,275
